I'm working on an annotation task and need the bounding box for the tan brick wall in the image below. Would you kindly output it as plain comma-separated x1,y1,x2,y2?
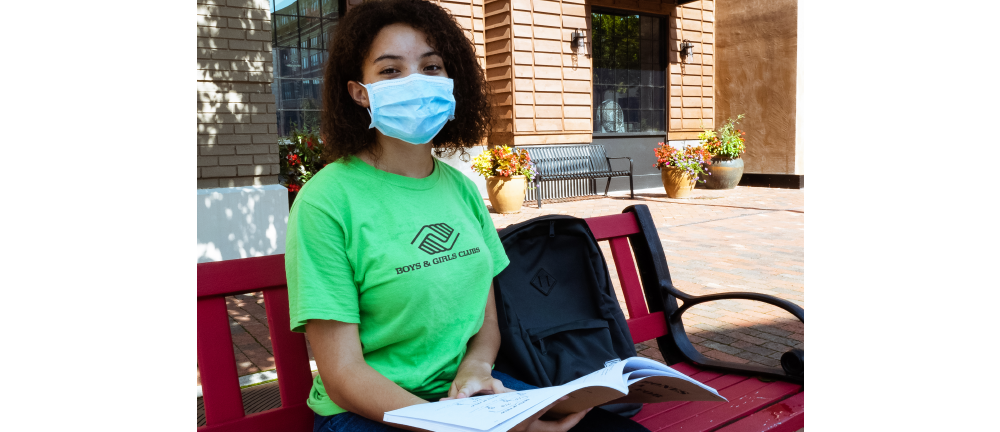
197,0,279,189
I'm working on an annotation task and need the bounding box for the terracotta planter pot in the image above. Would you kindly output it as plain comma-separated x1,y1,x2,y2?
660,167,696,198
486,175,526,213
704,156,744,190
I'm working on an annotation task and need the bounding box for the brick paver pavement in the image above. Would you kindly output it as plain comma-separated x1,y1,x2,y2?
201,185,803,385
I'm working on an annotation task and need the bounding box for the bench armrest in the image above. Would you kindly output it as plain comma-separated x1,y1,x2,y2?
662,289,804,383
605,156,633,173
622,204,803,384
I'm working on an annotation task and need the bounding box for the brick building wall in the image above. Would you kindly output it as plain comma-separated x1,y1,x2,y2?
197,0,280,189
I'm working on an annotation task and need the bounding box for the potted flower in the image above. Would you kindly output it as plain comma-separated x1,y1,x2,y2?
653,142,712,198
279,124,326,207
700,114,746,189
471,145,537,213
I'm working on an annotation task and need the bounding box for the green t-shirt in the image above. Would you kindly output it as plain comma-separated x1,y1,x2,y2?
285,155,510,416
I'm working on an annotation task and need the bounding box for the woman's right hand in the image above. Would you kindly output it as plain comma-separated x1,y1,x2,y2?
510,397,591,432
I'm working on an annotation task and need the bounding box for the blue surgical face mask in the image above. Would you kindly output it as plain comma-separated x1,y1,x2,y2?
362,74,457,145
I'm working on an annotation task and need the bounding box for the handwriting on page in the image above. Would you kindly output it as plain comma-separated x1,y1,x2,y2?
452,392,533,415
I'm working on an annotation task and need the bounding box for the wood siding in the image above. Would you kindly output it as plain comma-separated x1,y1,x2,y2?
668,0,714,140
485,0,593,146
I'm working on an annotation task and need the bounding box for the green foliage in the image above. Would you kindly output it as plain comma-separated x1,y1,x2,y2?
470,145,537,188
700,114,746,159
653,142,713,183
278,122,325,193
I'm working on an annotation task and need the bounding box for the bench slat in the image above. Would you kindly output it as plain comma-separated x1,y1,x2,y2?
198,296,245,425
199,255,286,298
262,287,313,408
657,380,802,432
633,372,750,423
554,146,568,177
609,237,649,319
585,213,641,240
593,145,613,172
626,311,669,343
717,392,804,432
638,374,766,430
640,377,801,432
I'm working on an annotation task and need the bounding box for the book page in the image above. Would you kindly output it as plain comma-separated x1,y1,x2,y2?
384,362,633,431
384,387,565,431
384,357,725,430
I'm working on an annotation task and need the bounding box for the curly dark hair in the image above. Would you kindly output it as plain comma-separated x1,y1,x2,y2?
321,0,492,163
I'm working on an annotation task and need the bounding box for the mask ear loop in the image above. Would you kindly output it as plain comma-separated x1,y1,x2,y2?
360,82,376,129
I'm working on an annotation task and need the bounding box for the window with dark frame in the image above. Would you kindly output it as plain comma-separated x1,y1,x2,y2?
591,11,666,134
271,0,341,137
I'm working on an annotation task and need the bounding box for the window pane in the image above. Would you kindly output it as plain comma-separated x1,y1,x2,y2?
611,66,624,86
272,0,298,14
300,17,322,49
278,110,302,136
302,79,323,109
301,49,325,79
279,79,302,110
321,0,339,18
626,108,639,132
276,47,302,78
274,14,299,47
300,0,321,17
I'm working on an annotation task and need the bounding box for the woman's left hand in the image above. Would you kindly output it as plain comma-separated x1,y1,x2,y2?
441,361,510,400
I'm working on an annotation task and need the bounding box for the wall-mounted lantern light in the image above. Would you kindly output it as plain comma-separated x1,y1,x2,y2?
571,28,586,49
680,40,695,63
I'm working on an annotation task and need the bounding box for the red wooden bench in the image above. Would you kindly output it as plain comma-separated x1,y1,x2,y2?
197,204,803,431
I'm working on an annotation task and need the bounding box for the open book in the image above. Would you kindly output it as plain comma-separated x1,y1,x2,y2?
384,357,727,432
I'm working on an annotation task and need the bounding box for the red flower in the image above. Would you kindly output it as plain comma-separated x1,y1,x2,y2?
287,154,301,166
306,139,315,150
287,183,301,192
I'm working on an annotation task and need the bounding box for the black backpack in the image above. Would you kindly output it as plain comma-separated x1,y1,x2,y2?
492,215,643,417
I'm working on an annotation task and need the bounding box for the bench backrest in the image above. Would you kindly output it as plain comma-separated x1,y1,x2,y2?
583,206,674,344
522,144,615,176
198,255,313,432
196,206,670,431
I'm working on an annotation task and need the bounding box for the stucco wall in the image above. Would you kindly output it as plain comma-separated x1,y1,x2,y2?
715,0,797,175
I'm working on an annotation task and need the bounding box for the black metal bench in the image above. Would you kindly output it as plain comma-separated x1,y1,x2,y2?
521,144,633,208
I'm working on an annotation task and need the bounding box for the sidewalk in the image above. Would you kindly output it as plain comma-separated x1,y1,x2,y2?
209,185,803,385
